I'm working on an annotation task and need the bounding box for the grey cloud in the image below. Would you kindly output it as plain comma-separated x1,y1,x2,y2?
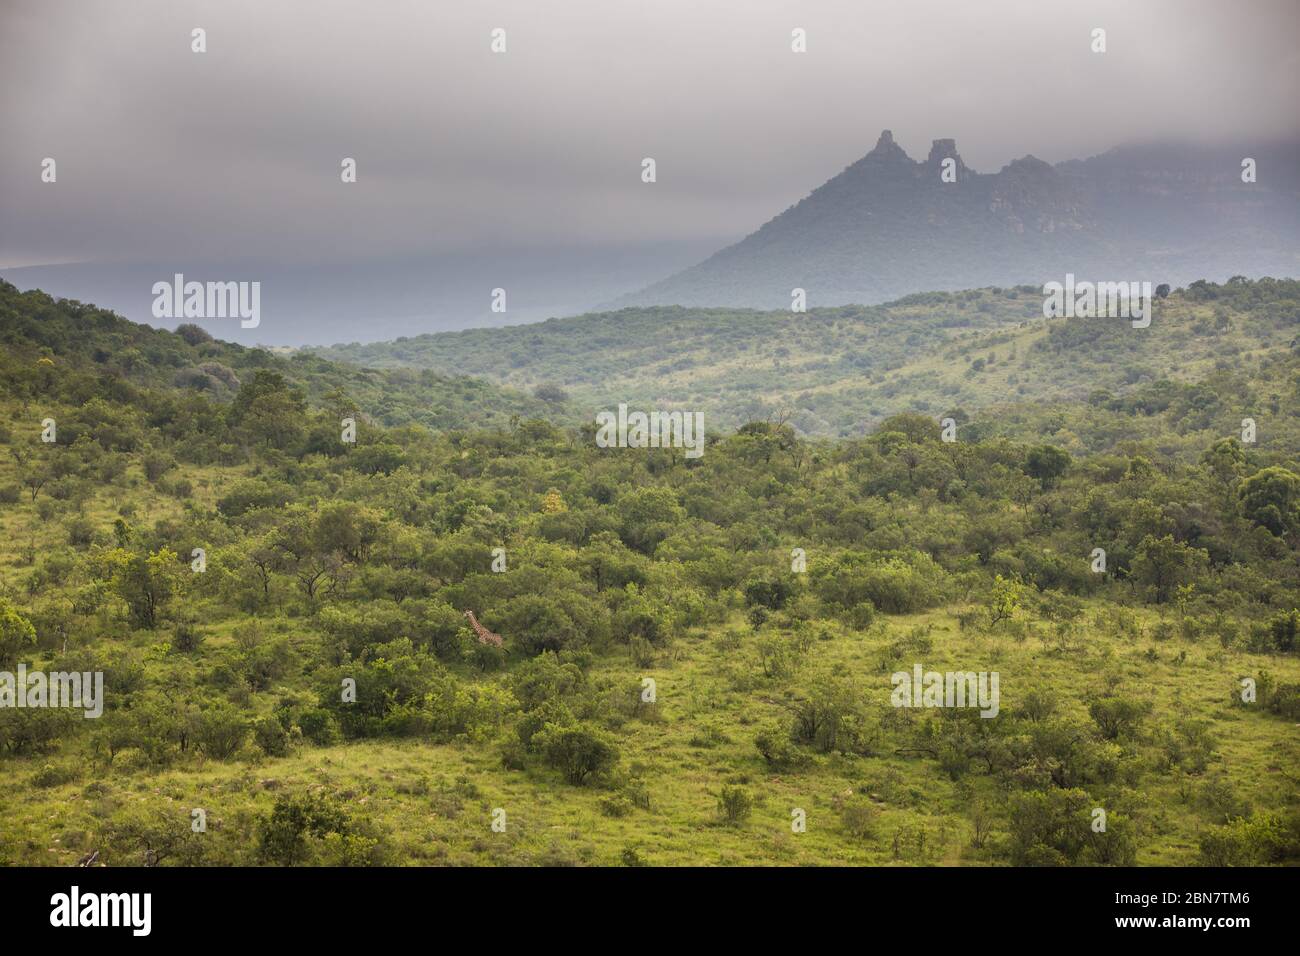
1,0,1295,269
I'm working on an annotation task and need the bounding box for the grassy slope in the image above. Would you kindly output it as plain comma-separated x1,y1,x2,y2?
0,426,1296,867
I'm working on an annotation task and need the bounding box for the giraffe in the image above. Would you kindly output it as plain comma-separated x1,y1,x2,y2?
464,610,503,647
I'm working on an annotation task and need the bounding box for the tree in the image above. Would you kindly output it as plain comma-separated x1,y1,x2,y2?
988,574,1027,625
1203,437,1245,483
533,384,569,404
617,486,685,554
1130,535,1206,604
1024,445,1071,489
103,548,182,629
0,598,37,668
175,323,214,346
313,501,382,562
273,510,340,601
742,572,794,610
11,446,52,502
1088,696,1151,740
102,803,207,866
227,370,307,450
350,441,406,476
1239,466,1300,537
1267,610,1300,653
1005,788,1093,865
791,678,871,754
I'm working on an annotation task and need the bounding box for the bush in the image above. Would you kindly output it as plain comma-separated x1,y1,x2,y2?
813,552,947,615
839,796,880,841
191,704,249,759
791,679,873,754
254,716,291,757
297,708,340,745
257,792,353,865
1266,682,1300,719
620,846,648,867
171,622,203,653
32,762,80,788
0,702,71,754
142,451,175,483
599,794,634,817
742,573,793,610
537,723,619,785
1199,811,1300,866
754,726,809,770
1088,696,1151,741
66,517,95,547
717,785,753,825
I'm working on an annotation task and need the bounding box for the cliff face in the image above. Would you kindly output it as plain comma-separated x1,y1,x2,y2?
617,133,1300,309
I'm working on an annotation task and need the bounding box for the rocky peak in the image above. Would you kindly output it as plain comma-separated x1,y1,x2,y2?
866,128,912,164
926,138,957,164
925,138,970,179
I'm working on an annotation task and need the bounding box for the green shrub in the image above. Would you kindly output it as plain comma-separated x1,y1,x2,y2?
537,722,618,785
254,716,291,757
717,785,753,825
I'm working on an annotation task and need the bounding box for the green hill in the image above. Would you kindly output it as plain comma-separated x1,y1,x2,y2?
0,281,565,434
314,278,1300,445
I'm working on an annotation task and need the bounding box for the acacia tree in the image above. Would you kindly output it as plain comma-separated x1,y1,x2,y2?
272,510,337,601
10,446,52,502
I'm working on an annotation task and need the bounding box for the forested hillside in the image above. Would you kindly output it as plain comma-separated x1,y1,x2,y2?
0,283,563,433
316,278,1300,445
0,281,1297,867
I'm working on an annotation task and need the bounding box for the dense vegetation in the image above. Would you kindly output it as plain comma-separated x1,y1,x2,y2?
0,284,561,434
315,279,1300,446
0,278,1296,867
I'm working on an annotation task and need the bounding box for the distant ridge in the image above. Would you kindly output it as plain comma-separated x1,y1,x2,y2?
614,132,1300,309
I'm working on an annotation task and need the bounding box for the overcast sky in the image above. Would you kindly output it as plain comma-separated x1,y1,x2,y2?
2,0,1297,269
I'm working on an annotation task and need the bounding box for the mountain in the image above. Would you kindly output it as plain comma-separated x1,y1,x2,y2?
614,133,1300,309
